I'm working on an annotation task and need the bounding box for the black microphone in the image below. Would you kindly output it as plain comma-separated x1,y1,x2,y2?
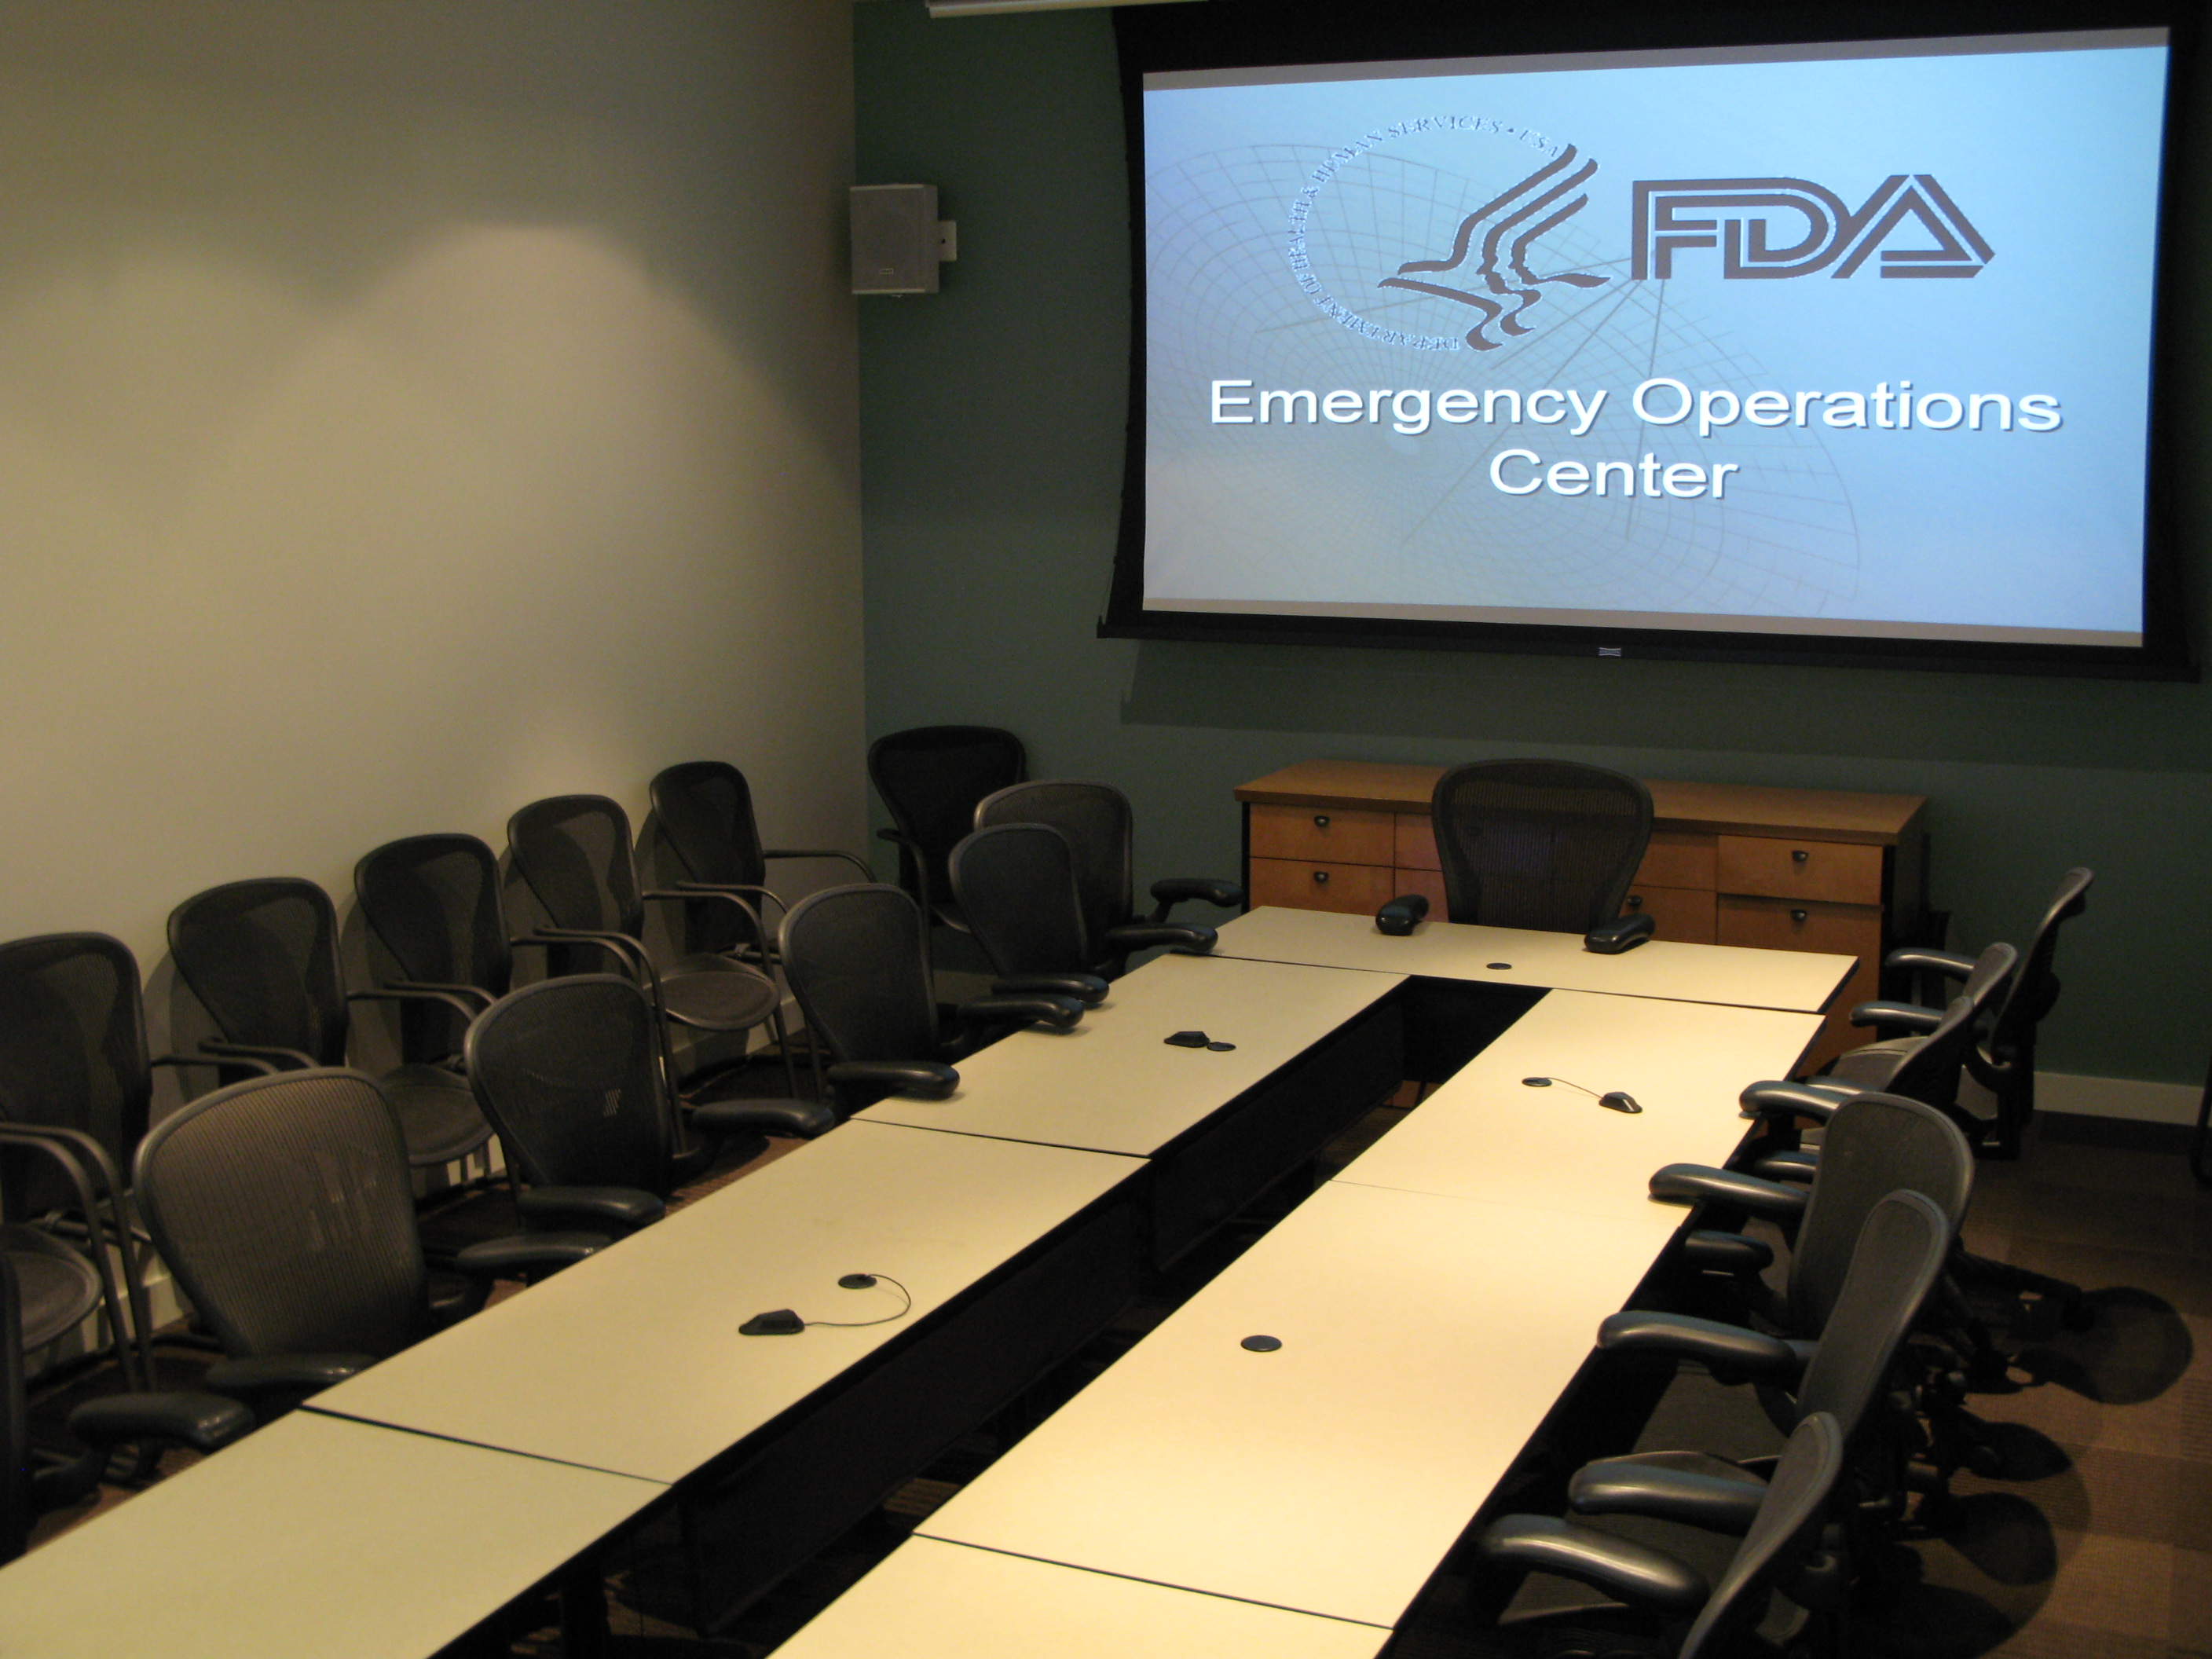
1584,912,1655,954
1375,893,1430,936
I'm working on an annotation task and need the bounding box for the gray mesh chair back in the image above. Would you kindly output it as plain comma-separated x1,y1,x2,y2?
508,795,643,939
0,934,151,1213
1429,760,1654,932
1990,867,2093,1068
869,726,1026,921
779,886,939,1067
1794,1189,1950,1439
1678,1412,1844,1659
948,824,1091,979
1877,942,2016,1110
1789,1093,1972,1338
168,879,347,1068
974,780,1133,951
465,976,674,1197
353,833,511,1064
133,1069,428,1361
651,760,767,955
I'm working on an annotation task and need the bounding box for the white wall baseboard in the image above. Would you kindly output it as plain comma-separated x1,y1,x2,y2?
2036,1071,2205,1127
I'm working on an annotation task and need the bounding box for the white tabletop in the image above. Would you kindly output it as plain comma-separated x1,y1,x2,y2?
917,1180,1675,1629
774,1536,1390,1659
1214,906,1855,1014
0,1411,661,1659
1335,990,1821,1225
309,1122,1141,1482
856,951,1404,1155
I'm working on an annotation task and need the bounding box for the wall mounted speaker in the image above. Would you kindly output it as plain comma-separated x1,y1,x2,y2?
851,184,944,295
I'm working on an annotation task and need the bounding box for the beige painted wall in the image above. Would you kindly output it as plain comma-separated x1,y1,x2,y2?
0,1,865,976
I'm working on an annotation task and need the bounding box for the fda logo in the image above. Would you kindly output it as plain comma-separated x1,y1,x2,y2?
1632,176,1993,280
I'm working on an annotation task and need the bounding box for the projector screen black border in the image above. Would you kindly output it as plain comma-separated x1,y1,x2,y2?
1103,0,2198,683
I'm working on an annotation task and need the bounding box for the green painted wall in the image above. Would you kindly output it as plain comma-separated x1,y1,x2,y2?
855,0,2212,1085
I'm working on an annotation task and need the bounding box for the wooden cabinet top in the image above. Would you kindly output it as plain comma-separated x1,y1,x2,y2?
1236,760,1925,847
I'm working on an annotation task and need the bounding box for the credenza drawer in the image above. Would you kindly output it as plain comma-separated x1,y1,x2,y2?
1716,895,1881,964
1394,814,1441,872
1620,883,1717,944
1247,856,1398,915
1717,836,1883,906
1633,830,1718,892
1250,804,1394,866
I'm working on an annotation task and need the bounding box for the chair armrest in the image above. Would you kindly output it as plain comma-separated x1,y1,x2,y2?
1738,1079,1860,1123
1746,1149,1821,1183
204,1353,378,1409
1850,1000,1944,1033
1475,1515,1708,1617
385,979,496,1010
518,928,650,975
643,887,768,947
1147,877,1245,921
346,985,485,1021
515,1187,664,1234
764,848,876,881
68,1391,256,1456
1677,1230,1775,1276
1596,1311,1811,1384
827,1060,959,1100
993,973,1109,1008
151,1050,280,1077
199,1039,317,1071
454,1230,607,1280
1884,947,1976,979
693,1098,837,1141
1102,923,1216,957
1649,1163,1809,1224
1568,1457,1765,1534
957,993,1084,1031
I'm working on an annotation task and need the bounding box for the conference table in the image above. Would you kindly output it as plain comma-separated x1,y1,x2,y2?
0,905,1851,1655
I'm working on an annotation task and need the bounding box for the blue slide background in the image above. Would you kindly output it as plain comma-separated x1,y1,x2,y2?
1141,37,2166,639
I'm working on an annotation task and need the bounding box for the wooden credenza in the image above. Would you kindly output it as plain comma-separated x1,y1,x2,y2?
1235,760,1928,1071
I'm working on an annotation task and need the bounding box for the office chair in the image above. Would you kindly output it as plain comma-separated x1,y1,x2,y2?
1429,760,1654,932
133,1068,599,1421
1580,1190,1950,1543
948,822,1216,991
1476,1411,1845,1659
778,884,1085,1114
353,833,516,1069
506,794,799,1104
0,1253,252,1563
868,725,1027,932
167,879,493,1172
1851,868,2093,1159
0,932,233,1386
465,976,833,1236
650,760,873,962
972,780,1243,977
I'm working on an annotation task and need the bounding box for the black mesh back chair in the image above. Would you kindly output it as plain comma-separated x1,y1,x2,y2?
1430,760,1654,932
465,976,830,1236
167,879,492,1171
650,760,871,959
1478,1412,1846,1658
949,823,1214,991
1573,1191,1950,1544
972,780,1243,976
1877,868,2094,1159
133,1068,595,1419
779,885,1082,1115
506,795,798,1104
353,833,513,1068
1819,941,2019,1126
868,725,1027,931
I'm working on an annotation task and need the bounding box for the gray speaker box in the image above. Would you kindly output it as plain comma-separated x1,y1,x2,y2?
851,184,943,295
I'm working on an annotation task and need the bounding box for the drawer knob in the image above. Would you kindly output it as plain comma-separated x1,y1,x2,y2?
1313,870,1329,884
1624,895,1643,910
1791,908,1808,923
1792,848,1809,863
1313,814,1331,829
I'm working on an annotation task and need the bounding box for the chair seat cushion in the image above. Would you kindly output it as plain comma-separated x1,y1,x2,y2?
2,1229,101,1350
380,1065,495,1167
660,961,782,1031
